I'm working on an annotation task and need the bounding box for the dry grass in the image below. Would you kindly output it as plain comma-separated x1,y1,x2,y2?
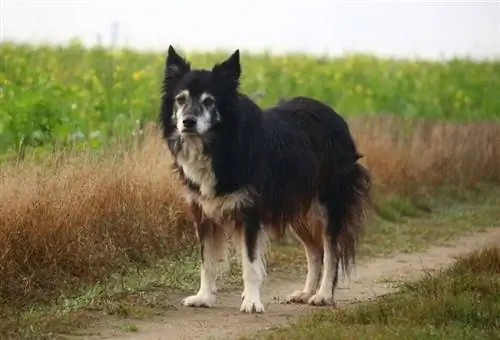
0,115,499,309
0,124,192,307
251,247,500,340
351,115,500,192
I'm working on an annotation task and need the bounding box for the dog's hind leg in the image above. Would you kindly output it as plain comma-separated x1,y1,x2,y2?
182,202,227,308
307,198,340,306
307,228,339,306
308,164,371,306
287,215,324,304
237,210,266,313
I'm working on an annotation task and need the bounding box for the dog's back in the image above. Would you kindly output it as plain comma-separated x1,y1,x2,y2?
263,96,361,175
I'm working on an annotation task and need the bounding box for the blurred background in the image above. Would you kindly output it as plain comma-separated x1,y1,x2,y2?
1,0,500,154
2,0,500,59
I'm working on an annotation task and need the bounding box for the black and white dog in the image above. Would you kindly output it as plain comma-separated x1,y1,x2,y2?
159,46,371,313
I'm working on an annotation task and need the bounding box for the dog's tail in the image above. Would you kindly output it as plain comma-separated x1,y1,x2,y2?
329,162,372,277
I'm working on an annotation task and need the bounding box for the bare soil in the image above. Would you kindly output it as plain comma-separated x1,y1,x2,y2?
85,227,500,340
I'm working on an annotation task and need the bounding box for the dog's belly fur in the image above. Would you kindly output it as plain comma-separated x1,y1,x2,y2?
176,137,253,221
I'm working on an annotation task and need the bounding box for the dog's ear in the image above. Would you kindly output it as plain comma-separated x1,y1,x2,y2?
165,45,190,81
212,49,241,89
160,46,190,123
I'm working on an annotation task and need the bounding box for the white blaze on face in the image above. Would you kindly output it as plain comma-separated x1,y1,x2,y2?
197,92,216,134
174,90,217,135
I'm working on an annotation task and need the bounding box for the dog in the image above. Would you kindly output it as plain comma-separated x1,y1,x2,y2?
158,46,372,314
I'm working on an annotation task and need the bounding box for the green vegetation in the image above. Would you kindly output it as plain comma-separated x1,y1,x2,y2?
1,41,499,155
249,246,500,340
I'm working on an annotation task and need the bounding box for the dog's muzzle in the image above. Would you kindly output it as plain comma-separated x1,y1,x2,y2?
181,116,197,133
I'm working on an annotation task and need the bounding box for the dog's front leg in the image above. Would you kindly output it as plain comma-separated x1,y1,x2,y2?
182,203,226,308
239,209,266,313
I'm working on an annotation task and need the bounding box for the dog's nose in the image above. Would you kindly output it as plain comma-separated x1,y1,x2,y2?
182,117,196,129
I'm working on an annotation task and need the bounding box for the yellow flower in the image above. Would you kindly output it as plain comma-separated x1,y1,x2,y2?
132,70,143,81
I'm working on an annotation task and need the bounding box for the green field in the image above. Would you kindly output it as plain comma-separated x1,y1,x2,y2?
1,41,499,155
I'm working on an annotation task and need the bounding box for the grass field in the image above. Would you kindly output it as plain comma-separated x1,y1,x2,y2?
248,247,500,340
1,42,500,338
1,117,498,310
1,41,499,156
1,184,499,339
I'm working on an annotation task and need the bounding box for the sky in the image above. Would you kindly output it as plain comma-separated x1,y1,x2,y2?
1,0,499,59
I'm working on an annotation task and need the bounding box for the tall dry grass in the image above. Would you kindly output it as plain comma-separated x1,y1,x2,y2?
351,115,500,191
0,124,192,307
0,116,499,308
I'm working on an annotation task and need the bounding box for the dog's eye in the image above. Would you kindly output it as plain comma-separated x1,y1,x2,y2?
202,97,215,108
175,95,187,106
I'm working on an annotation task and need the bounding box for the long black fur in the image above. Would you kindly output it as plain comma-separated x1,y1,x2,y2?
159,46,371,285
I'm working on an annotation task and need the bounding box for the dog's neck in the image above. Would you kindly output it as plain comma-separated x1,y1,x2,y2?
168,131,206,159
179,134,205,159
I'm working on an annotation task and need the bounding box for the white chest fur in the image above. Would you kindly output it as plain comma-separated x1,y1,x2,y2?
176,137,217,198
176,136,253,221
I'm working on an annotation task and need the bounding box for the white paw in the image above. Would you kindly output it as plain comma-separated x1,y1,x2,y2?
308,292,335,306
286,290,314,304
181,293,216,308
240,297,265,313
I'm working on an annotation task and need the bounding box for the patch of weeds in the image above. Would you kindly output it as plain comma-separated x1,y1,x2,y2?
248,247,500,340
118,322,139,333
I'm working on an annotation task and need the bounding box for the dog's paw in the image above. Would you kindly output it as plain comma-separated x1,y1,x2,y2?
308,293,335,306
240,297,265,313
181,293,216,308
286,290,314,304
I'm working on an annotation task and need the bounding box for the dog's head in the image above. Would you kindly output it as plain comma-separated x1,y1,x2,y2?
161,45,241,138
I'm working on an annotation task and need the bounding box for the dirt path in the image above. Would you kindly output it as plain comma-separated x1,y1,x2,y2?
92,227,500,340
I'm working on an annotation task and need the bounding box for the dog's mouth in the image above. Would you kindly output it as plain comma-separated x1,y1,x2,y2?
180,125,218,136
180,128,203,138
181,127,198,134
